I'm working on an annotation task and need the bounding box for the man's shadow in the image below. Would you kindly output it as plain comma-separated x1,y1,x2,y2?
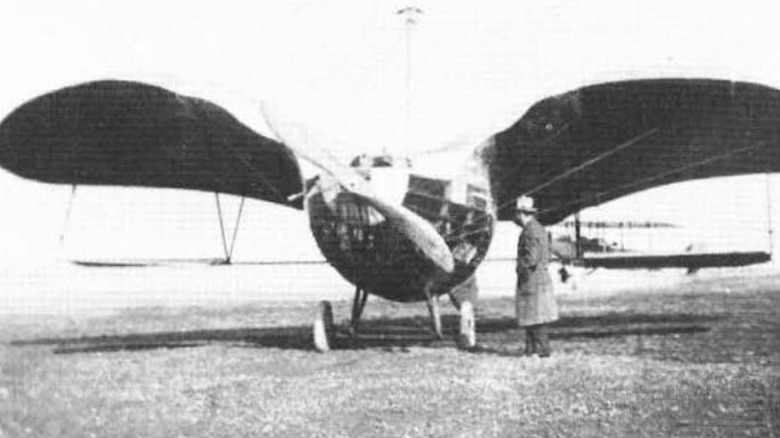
9,312,718,355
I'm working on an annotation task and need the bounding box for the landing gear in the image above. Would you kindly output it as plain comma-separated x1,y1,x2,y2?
449,275,478,349
349,287,369,337
312,286,475,351
458,300,476,349
424,286,444,340
313,288,369,352
313,301,335,352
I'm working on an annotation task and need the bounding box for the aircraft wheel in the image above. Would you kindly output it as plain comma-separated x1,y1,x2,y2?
313,300,335,352
458,301,476,349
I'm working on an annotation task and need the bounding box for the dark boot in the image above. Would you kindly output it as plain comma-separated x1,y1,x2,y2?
535,324,551,358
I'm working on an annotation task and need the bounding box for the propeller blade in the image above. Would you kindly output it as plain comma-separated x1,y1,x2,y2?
258,101,364,191
259,102,454,273
351,191,454,273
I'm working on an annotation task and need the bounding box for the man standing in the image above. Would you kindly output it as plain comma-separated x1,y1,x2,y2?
514,196,558,357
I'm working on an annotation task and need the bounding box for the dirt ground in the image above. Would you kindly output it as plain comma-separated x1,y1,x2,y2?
0,270,778,437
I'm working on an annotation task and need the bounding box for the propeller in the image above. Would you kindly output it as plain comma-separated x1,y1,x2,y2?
259,101,454,273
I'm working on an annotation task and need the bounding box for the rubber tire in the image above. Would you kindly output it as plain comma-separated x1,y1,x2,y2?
458,301,476,349
313,300,334,352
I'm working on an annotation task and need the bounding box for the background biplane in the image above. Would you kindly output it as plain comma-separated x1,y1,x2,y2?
549,217,773,278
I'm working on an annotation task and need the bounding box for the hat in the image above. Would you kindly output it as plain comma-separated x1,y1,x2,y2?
515,196,537,214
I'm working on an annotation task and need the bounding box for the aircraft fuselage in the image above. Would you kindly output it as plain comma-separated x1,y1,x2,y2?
306,153,495,302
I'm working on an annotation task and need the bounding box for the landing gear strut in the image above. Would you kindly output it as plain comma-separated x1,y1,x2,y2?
349,286,369,336
424,285,444,340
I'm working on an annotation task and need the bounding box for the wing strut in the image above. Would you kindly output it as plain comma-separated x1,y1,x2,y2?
214,193,246,264
574,213,582,260
765,173,774,257
59,185,78,243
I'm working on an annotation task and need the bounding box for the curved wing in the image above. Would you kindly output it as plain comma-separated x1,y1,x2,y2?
0,80,303,208
487,79,780,223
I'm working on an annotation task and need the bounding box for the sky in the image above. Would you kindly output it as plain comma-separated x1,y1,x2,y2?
0,0,779,271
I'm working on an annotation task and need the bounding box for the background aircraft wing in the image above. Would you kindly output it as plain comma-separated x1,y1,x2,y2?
486,79,780,223
0,80,303,208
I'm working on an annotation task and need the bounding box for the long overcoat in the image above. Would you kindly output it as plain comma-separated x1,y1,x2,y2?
515,217,559,326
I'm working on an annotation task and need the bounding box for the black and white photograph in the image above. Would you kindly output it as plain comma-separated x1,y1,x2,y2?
0,0,778,436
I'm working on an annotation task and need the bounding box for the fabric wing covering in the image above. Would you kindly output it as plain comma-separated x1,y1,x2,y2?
0,80,303,208
487,79,780,224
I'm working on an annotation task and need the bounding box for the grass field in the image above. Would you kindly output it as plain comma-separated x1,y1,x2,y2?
0,271,778,437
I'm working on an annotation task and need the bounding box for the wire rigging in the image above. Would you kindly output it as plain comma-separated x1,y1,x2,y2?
536,141,768,219
228,196,246,260
764,173,774,256
449,141,770,243
519,127,659,203
214,193,248,264
59,185,78,243
214,192,230,262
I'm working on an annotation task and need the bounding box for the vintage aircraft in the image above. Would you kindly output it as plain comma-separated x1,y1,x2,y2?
550,218,773,277
0,77,779,350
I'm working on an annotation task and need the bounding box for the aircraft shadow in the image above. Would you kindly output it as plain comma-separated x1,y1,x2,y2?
9,312,719,355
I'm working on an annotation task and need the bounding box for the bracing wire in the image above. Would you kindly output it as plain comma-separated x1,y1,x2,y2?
215,193,248,263
214,192,230,262
533,141,767,222
764,173,774,256
448,141,769,243
228,196,246,260
521,127,659,199
59,185,78,243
